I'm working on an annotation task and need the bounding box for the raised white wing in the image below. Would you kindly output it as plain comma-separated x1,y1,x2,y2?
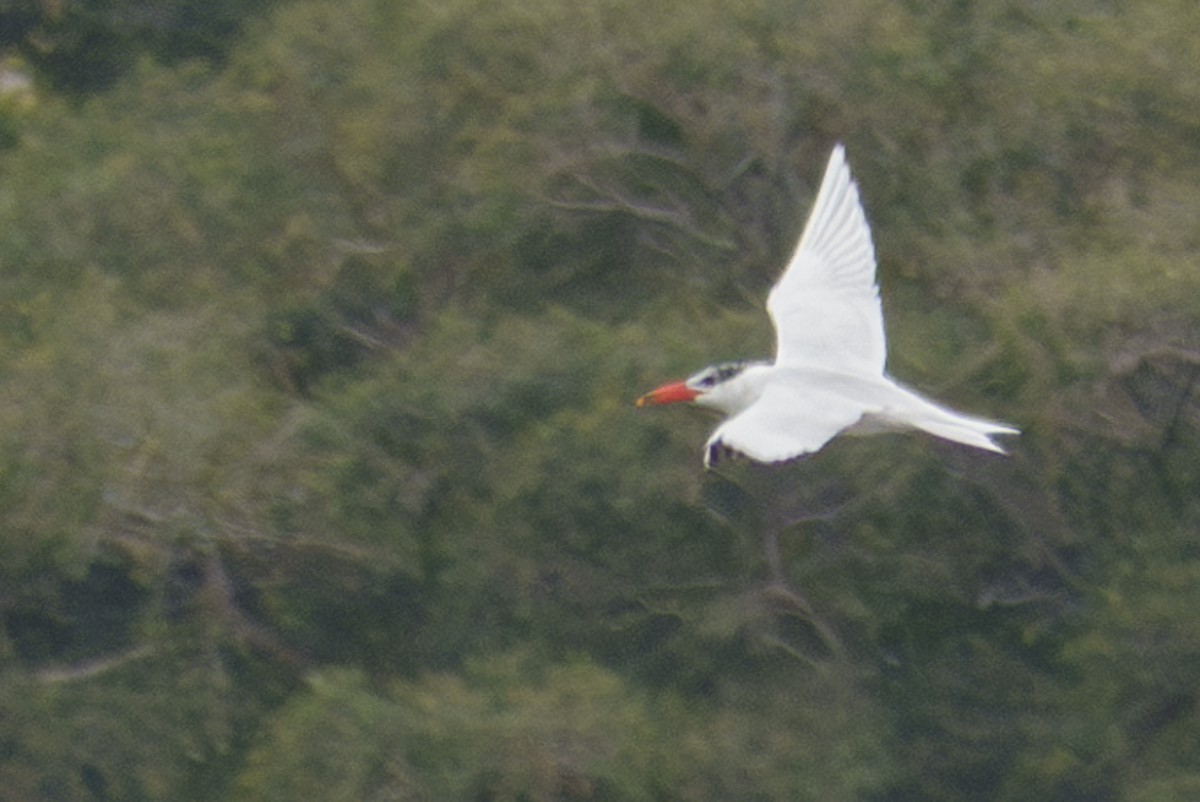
767,144,885,375
704,375,874,466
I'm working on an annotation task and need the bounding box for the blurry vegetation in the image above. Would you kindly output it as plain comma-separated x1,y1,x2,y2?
1,0,281,93
1,0,1199,798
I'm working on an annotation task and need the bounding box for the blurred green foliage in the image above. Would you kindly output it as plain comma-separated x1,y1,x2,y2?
234,653,893,801
1,0,1199,798
2,0,281,93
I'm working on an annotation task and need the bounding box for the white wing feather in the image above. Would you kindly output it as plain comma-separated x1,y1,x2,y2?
705,375,873,466
767,144,884,374
704,369,1019,466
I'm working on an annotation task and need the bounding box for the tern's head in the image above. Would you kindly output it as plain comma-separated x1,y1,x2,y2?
635,360,759,409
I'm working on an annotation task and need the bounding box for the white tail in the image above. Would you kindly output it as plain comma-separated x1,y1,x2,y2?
868,384,1017,456
889,384,1019,454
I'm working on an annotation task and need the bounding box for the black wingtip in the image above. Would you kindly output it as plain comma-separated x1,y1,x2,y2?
705,441,744,469
706,442,722,469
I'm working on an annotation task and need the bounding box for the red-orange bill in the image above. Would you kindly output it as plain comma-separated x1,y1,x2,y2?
635,381,698,407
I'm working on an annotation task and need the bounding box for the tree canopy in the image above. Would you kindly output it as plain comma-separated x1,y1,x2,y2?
1,0,1199,799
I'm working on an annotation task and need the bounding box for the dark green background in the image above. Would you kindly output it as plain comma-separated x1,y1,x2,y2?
1,0,1198,799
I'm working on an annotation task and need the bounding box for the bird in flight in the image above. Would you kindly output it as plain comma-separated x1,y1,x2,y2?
636,144,1018,468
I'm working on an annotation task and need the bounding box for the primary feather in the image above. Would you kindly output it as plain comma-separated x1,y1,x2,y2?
767,144,885,374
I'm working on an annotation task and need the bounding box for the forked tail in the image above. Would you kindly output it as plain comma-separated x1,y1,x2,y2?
894,386,1019,454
